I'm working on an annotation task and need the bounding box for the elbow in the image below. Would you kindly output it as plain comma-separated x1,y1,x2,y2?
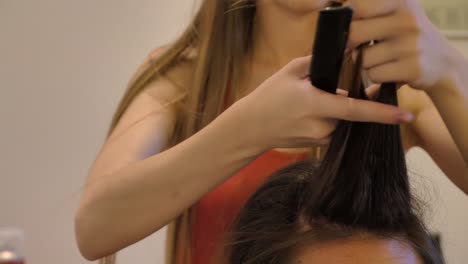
75,205,112,261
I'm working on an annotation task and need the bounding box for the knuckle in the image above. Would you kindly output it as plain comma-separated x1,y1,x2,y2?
413,37,423,55
344,98,357,120
362,61,372,71
412,64,423,82
394,36,418,57
400,11,420,33
290,57,303,66
285,59,295,68
389,40,401,55
354,4,371,18
408,54,424,80
362,55,374,70
367,69,382,84
348,31,361,47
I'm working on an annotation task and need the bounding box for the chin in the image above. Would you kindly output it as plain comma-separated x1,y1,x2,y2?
270,0,329,14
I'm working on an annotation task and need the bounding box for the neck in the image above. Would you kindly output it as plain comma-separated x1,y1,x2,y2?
252,5,320,68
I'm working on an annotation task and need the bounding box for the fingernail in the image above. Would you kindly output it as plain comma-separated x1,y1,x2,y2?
397,112,414,123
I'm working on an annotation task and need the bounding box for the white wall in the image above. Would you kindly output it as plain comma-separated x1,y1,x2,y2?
0,1,192,263
0,1,467,264
451,40,468,56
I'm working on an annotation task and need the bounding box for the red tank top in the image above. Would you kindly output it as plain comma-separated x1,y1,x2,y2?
191,149,309,264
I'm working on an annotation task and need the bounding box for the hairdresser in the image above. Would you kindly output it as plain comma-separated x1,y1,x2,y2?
75,0,468,263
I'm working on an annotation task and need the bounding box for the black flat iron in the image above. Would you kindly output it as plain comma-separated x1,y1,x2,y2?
310,1,353,94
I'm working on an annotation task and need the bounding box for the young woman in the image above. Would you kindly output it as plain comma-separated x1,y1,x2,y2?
74,0,468,263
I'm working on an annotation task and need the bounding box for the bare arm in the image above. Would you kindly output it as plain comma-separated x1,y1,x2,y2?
426,50,468,163
399,86,468,194
427,50,468,194
424,52,468,193
398,47,468,194
428,50,468,161
75,74,262,261
75,55,414,260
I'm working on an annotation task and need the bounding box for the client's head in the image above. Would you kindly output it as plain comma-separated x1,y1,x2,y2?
226,160,440,264
226,52,443,264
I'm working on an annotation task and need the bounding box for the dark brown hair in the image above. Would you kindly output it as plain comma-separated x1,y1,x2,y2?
226,49,444,264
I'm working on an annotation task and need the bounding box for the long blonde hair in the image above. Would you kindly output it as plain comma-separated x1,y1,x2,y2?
100,1,257,263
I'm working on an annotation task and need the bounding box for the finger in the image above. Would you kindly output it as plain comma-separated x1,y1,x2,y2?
362,36,418,70
366,55,421,84
364,84,381,100
349,16,395,48
361,40,398,70
315,89,413,124
285,55,312,77
336,89,349,97
348,12,416,48
346,0,400,19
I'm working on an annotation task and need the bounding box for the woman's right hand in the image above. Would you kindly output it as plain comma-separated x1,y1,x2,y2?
225,55,414,151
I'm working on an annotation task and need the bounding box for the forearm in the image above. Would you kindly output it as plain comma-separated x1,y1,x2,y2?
426,49,468,165
75,108,262,260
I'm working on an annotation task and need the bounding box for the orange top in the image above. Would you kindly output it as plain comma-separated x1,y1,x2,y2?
191,149,309,264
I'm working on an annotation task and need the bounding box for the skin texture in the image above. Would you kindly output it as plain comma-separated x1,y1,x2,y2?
255,0,468,190
294,238,422,264
266,0,329,15
347,0,468,191
75,0,467,260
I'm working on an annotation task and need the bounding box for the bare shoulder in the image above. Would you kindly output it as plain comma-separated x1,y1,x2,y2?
109,47,195,142
143,47,196,104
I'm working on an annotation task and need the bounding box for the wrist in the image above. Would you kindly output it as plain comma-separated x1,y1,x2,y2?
211,101,269,158
426,47,465,99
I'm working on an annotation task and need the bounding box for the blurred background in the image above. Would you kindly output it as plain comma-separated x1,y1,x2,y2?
0,0,467,263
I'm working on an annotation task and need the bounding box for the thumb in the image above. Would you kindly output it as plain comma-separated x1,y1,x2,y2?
365,84,381,100
285,55,312,77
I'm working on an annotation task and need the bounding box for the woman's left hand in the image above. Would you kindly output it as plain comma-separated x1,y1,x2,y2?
346,0,457,91
347,0,468,195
